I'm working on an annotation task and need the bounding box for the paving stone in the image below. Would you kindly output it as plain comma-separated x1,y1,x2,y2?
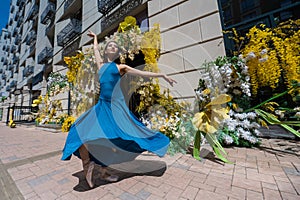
246,190,263,200
281,191,300,200
263,187,282,200
180,185,199,199
136,189,151,200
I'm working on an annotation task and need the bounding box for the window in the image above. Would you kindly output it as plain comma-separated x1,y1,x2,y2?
241,0,256,12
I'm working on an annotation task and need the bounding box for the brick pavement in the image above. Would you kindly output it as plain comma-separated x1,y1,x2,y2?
0,123,299,200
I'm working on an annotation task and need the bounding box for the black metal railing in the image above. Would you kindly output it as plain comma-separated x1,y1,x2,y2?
15,35,21,45
57,18,81,46
6,106,37,124
32,71,43,86
13,55,19,64
98,0,122,15
10,80,17,88
26,31,37,45
13,27,19,37
64,0,76,11
17,16,23,27
9,71,13,78
26,4,38,21
37,47,53,64
23,65,34,78
45,21,55,35
16,0,25,7
41,2,56,24
28,42,36,55
8,65,14,70
10,45,17,53
101,0,142,30
5,45,10,52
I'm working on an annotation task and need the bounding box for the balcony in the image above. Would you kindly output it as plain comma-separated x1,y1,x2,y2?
26,31,37,45
9,71,14,78
57,18,81,46
11,5,15,13
13,27,19,37
16,0,25,6
8,65,14,70
98,0,122,15
46,21,55,37
32,71,43,86
11,45,17,53
10,80,17,89
28,42,36,56
23,65,34,78
38,47,53,64
17,16,23,27
14,12,19,21
5,45,10,52
15,35,21,45
41,2,56,25
13,55,19,64
64,0,76,11
26,4,38,21
100,0,142,30
6,85,10,92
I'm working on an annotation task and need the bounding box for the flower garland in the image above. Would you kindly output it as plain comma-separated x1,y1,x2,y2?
64,51,85,85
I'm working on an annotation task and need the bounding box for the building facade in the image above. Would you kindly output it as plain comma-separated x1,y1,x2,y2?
218,0,300,54
0,0,225,122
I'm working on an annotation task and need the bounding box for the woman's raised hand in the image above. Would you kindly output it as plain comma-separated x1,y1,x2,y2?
87,30,96,38
163,75,177,87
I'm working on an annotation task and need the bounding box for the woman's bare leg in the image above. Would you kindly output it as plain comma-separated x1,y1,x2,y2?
79,145,94,188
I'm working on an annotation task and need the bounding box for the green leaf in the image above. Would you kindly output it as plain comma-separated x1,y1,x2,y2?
255,109,300,138
193,131,201,161
204,133,233,164
281,124,300,137
212,146,233,164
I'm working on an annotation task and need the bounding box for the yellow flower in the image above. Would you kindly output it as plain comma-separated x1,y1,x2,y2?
64,57,72,65
192,94,231,134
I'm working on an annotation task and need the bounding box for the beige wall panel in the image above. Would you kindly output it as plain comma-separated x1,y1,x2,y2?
161,0,186,10
148,0,162,16
159,50,185,73
200,12,223,41
182,44,212,71
149,6,179,31
161,20,201,52
165,70,203,98
201,38,226,60
178,0,219,24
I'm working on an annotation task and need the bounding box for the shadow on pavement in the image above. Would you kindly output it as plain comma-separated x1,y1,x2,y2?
72,159,167,191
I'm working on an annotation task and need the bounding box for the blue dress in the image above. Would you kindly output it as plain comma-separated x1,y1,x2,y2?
61,62,170,166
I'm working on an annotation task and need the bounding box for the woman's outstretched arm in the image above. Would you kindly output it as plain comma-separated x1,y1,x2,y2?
87,30,103,70
119,64,177,86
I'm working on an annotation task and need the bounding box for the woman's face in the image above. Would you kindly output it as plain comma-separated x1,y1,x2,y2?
105,42,119,56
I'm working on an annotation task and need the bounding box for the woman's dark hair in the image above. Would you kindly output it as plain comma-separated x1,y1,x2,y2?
103,41,121,63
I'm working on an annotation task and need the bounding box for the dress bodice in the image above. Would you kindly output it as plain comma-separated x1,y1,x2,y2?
98,62,122,101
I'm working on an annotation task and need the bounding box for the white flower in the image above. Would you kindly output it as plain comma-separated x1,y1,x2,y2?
224,135,233,145
260,49,268,55
259,56,268,62
247,52,256,59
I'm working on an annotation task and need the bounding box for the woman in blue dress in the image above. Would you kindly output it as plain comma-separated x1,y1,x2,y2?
61,30,176,188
